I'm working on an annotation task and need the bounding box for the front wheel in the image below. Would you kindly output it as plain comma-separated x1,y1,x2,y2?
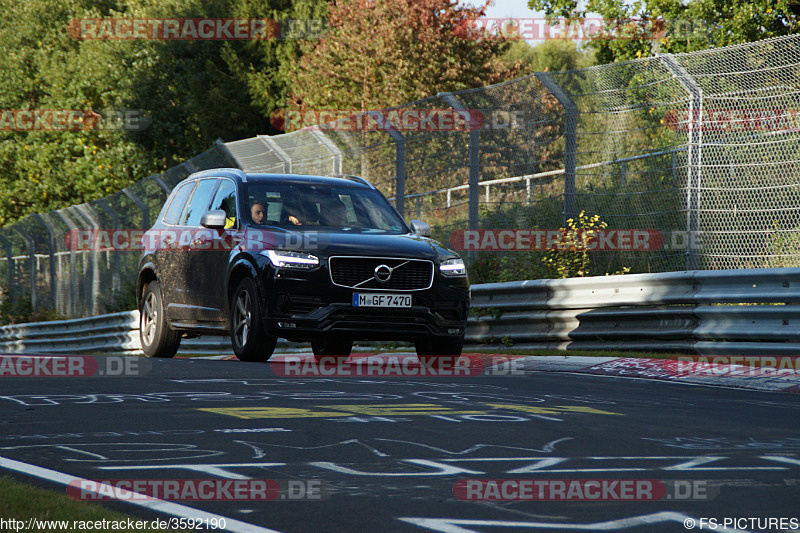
312,336,353,361
139,280,181,358
415,334,463,366
230,277,277,362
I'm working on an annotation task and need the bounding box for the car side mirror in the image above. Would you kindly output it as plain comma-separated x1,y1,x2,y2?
200,209,227,229
410,220,431,237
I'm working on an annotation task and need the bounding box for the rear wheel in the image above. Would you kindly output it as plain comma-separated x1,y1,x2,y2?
312,336,353,361
139,280,181,358
230,277,277,362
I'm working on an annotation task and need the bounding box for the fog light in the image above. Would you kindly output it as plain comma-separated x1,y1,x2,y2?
447,328,462,335
278,322,297,329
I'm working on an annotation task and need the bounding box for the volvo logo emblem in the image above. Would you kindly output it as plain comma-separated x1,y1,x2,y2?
374,264,393,283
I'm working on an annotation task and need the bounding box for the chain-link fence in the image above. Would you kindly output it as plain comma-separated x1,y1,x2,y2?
0,143,237,319
3,34,800,318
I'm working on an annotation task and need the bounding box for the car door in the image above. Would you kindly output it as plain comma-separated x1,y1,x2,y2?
189,177,238,323
156,180,196,315
171,178,220,323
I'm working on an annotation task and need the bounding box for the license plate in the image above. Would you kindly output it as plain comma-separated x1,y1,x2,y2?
352,293,411,308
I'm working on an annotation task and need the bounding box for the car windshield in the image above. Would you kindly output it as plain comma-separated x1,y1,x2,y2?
245,181,407,233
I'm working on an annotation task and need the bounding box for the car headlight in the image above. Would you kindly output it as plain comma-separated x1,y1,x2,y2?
262,249,319,269
439,257,466,277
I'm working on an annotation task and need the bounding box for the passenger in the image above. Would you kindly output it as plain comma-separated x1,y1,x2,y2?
281,191,304,225
320,198,348,226
251,201,266,225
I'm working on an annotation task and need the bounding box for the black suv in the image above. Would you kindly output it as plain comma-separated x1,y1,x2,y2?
137,168,469,362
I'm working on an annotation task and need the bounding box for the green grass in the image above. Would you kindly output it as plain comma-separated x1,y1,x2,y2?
0,476,192,532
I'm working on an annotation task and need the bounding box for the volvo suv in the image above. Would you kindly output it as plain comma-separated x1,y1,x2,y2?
136,168,469,362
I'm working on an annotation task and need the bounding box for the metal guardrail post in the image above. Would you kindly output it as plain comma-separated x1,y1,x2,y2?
12,227,36,311
534,72,577,225
658,53,703,271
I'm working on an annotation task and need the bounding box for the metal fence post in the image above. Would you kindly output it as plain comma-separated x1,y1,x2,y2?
95,199,121,294
12,227,36,311
122,189,151,229
379,115,407,219
659,53,703,271
33,213,58,312
151,174,173,195
68,205,103,316
54,211,78,316
259,135,292,173
441,93,480,232
76,204,103,316
0,232,14,300
308,128,343,175
214,138,241,168
534,72,577,225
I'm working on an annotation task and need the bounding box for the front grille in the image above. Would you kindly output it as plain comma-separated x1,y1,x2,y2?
329,256,433,291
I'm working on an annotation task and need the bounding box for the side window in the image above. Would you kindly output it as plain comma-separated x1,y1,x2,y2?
180,179,220,227
210,179,237,228
162,181,196,226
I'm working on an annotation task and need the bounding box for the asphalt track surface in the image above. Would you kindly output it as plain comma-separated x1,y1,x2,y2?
1,352,799,532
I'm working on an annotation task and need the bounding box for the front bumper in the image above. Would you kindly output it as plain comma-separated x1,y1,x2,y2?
255,253,469,342
266,302,467,342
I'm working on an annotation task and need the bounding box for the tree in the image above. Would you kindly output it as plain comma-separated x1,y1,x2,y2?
287,0,522,116
504,38,594,72
0,0,326,225
528,0,800,63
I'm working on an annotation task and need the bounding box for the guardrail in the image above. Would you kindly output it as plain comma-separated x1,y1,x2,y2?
3,267,800,356
468,267,800,355
0,311,304,356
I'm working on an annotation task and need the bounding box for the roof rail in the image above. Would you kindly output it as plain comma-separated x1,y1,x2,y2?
189,167,248,182
329,174,372,187
224,167,248,182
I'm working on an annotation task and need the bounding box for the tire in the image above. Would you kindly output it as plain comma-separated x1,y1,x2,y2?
312,336,353,361
230,277,276,362
139,280,181,358
415,334,463,366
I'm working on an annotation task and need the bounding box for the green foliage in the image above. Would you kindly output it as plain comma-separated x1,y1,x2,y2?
287,0,522,113
0,0,326,226
102,279,139,313
541,210,605,278
504,39,594,72
0,292,64,325
528,0,800,64
764,222,800,268
466,206,634,283
468,250,552,284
